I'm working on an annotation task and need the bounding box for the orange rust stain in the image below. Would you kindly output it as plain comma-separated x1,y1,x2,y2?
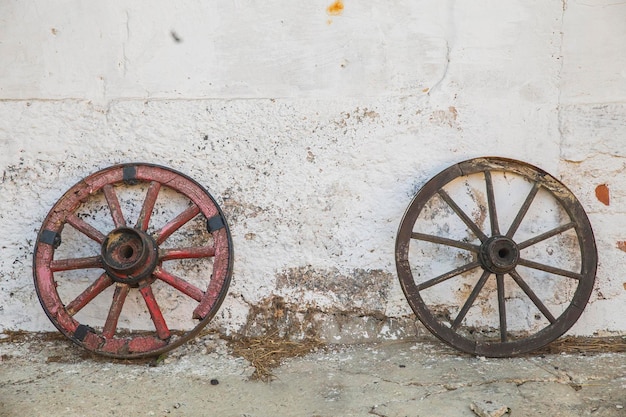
595,184,610,206
617,241,626,252
422,88,430,93
623,282,626,291
327,0,344,15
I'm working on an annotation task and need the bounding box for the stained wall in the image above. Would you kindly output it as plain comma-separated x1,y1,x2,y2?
1,0,625,341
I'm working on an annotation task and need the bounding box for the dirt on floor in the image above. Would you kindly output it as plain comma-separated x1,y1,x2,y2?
1,332,625,417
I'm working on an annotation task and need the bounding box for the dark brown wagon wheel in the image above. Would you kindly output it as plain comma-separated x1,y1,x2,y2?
33,163,233,358
395,157,596,357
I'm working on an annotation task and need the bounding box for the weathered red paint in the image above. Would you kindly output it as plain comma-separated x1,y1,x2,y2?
159,246,216,261
100,337,129,354
139,285,170,340
65,273,113,316
66,214,106,243
102,285,130,339
33,163,232,359
193,229,230,320
155,205,201,245
136,181,161,231
153,266,204,302
83,332,104,351
128,336,167,353
102,184,127,227
50,256,102,272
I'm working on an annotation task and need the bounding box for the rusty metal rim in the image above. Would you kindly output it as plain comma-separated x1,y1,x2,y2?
33,163,233,359
395,157,597,357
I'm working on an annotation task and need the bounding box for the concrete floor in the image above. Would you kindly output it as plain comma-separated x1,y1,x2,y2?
0,334,624,417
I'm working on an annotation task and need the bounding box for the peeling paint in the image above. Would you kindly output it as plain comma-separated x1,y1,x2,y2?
222,267,409,342
238,295,420,343
1,1,626,341
276,266,392,311
429,106,460,129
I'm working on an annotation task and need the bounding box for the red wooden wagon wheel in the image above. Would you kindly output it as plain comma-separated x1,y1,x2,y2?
33,163,232,358
396,157,597,357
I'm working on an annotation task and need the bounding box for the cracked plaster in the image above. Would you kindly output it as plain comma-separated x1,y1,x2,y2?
0,1,625,341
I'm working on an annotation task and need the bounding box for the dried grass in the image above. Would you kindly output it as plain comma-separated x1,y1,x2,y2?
536,336,626,355
228,332,325,382
0,330,69,344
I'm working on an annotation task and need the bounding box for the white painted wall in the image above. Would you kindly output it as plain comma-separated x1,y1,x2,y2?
1,0,625,340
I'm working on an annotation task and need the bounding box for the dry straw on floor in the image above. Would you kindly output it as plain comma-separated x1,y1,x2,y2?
229,332,325,382
536,335,626,355
227,334,626,381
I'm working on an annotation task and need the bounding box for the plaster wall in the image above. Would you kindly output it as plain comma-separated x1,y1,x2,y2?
1,0,625,342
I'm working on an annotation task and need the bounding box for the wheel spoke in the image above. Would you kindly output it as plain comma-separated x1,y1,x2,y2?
484,171,500,235
103,184,127,228
66,214,106,244
438,190,488,242
156,204,201,245
102,284,130,339
517,258,582,280
496,273,507,342
153,267,204,302
415,261,481,291
411,232,480,252
50,256,102,272
506,182,540,239
509,269,556,324
517,222,576,250
159,246,216,261
139,285,171,340
136,181,161,231
65,273,114,316
452,269,491,330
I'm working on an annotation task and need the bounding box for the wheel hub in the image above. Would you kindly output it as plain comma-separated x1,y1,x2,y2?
101,227,158,285
479,235,520,274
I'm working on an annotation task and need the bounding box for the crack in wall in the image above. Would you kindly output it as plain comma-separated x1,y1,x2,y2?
121,10,130,78
428,40,451,96
427,0,455,96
